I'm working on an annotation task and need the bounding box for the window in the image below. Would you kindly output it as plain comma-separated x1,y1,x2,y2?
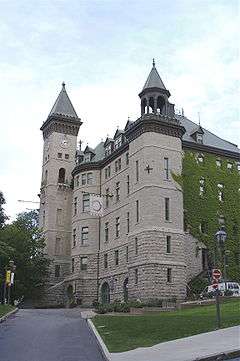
126,152,129,165
104,254,108,269
74,197,77,216
58,168,66,183
81,173,86,185
114,250,119,266
115,158,121,172
116,182,120,202
65,154,69,160
197,154,204,163
83,193,90,212
227,162,233,170
216,159,222,167
116,217,120,238
196,134,203,144
126,246,129,263
80,257,88,270
136,160,139,181
71,258,75,273
199,177,205,196
75,175,79,187
43,210,45,226
106,188,110,208
136,200,139,223
165,198,170,221
72,228,76,247
105,222,109,242
81,226,89,245
127,175,130,195
55,265,60,278
58,153,62,158
135,237,138,255
55,237,61,255
164,158,169,180
44,169,48,182
134,269,138,284
115,136,122,149
127,212,130,233
105,166,111,179
217,183,224,202
105,144,111,157
166,235,171,253
237,162,240,172
84,154,91,162
167,268,172,283
56,208,63,225
87,172,93,185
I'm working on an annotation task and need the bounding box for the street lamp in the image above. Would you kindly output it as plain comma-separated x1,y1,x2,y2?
215,227,227,287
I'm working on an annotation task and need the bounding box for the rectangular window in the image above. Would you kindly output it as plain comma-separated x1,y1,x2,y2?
126,246,129,263
115,159,121,172
216,159,221,167
108,166,111,178
83,193,90,212
105,168,108,179
105,144,111,157
81,226,89,245
127,212,130,233
126,152,129,165
73,228,76,247
106,188,109,208
164,157,169,180
87,172,93,185
80,257,88,270
104,253,108,269
71,258,75,273
127,175,130,195
167,268,172,283
114,250,119,266
136,200,139,223
197,134,203,144
57,153,62,158
74,197,77,216
116,182,120,202
135,269,138,284
81,173,86,185
116,217,120,238
135,237,138,255
227,162,233,170
217,183,224,202
199,178,205,196
55,237,61,255
166,235,171,253
75,175,79,187
65,154,69,159
54,265,60,278
43,210,45,226
136,160,139,182
165,198,170,221
56,208,63,225
105,222,109,242
115,137,122,149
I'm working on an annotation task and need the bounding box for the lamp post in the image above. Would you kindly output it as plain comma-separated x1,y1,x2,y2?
215,227,227,290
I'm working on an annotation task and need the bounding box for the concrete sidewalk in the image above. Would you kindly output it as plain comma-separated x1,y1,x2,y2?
110,326,240,361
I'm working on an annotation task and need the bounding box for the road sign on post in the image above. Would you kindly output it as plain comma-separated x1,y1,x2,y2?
212,269,222,280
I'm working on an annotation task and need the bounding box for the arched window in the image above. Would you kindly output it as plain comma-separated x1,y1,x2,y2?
149,97,154,113
141,98,147,114
157,96,165,114
101,282,110,304
58,168,65,183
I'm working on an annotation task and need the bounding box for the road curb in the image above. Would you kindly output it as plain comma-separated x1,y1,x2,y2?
0,307,18,323
87,318,111,361
195,349,240,360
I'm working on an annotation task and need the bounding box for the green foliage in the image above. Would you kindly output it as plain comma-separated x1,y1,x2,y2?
188,275,209,298
182,151,240,282
0,191,8,228
0,210,50,300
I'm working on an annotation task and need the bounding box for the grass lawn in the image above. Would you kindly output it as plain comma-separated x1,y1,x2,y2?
93,299,240,352
0,305,15,318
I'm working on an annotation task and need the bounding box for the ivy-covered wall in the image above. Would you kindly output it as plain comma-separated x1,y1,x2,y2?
181,150,240,282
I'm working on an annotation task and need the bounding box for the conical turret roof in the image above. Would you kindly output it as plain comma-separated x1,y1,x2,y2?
142,59,166,91
49,82,78,118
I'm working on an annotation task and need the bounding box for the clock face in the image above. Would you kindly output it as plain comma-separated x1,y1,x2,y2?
61,138,69,148
92,200,102,212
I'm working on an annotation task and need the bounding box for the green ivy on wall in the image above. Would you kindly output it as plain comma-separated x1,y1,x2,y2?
177,151,240,282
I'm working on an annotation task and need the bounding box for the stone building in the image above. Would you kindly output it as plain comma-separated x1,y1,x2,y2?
39,61,240,306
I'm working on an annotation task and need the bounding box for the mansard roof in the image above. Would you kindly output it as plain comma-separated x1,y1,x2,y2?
49,82,78,119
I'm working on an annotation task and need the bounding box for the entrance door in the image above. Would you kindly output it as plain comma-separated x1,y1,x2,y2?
123,278,128,302
101,282,110,304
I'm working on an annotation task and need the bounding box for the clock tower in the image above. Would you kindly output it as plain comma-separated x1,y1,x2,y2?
39,83,82,294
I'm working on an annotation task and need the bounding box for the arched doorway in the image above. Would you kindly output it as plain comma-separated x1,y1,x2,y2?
123,278,128,302
101,282,110,304
67,284,73,300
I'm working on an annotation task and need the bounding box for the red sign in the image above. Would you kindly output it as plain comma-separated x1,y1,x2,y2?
212,282,219,289
212,269,222,280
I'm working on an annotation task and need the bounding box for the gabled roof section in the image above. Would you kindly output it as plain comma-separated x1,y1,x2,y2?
84,145,95,154
190,124,204,136
49,82,78,118
142,59,167,91
114,128,124,139
104,137,114,147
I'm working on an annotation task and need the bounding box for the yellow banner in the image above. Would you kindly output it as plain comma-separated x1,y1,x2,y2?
6,270,11,284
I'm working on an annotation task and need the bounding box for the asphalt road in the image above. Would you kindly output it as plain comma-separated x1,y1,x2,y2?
0,309,105,361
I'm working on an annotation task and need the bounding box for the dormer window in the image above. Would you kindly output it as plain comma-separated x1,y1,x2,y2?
115,136,122,150
105,144,112,157
84,154,91,163
196,133,203,144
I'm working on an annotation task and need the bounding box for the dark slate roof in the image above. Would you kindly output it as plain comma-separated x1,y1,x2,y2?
49,82,78,118
142,60,166,91
91,142,105,162
178,115,240,154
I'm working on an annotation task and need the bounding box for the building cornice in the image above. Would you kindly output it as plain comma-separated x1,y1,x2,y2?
183,140,240,160
40,115,82,139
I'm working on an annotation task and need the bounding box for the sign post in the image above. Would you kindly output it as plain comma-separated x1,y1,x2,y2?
212,269,222,329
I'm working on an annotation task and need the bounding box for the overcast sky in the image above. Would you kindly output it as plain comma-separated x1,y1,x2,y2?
0,0,239,220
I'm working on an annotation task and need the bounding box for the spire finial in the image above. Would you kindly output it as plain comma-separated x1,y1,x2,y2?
62,82,65,89
198,112,201,126
152,58,155,67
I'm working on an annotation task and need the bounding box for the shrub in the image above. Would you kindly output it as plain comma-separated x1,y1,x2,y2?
128,300,144,308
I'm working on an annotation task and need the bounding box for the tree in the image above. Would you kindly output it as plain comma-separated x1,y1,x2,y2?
0,191,8,228
0,210,50,300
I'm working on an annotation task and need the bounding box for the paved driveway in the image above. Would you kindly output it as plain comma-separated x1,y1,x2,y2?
0,309,105,361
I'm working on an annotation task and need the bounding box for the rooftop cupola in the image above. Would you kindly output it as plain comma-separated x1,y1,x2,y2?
139,59,174,117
